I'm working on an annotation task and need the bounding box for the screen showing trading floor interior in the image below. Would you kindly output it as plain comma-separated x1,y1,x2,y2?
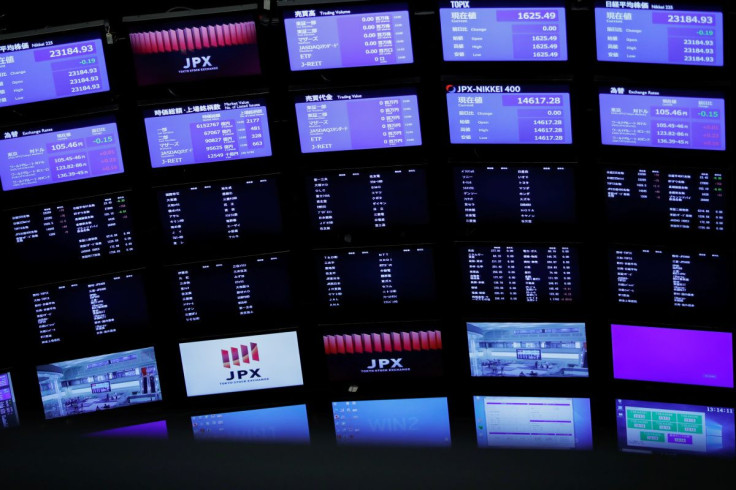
0,372,20,430
467,322,588,378
191,404,310,443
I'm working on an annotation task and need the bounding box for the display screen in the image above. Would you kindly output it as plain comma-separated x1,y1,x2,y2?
9,192,136,271
461,244,581,304
168,253,292,326
25,271,149,347
157,176,283,254
179,331,304,397
594,2,724,66
446,84,572,144
467,322,588,378
0,30,110,108
323,325,443,381
87,420,169,439
0,115,124,191
332,397,451,446
192,404,310,443
316,246,437,313
37,347,162,420
605,166,726,233
616,399,735,457
0,372,20,430
439,1,568,61
611,324,734,388
473,396,593,450
284,2,413,71
294,88,421,153
455,165,576,226
90,381,111,393
144,98,271,168
610,247,731,312
599,86,726,151
307,166,429,233
127,11,261,86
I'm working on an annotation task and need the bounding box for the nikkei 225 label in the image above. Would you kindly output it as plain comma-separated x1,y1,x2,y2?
446,84,572,144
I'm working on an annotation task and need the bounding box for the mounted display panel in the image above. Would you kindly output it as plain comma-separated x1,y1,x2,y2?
123,5,261,87
0,371,20,430
283,2,414,71
439,1,568,62
191,404,310,443
594,1,724,66
0,21,111,110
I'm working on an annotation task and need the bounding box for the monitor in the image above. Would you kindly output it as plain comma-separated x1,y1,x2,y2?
283,2,413,71
294,87,421,153
454,165,576,226
439,1,568,62
37,346,162,420
460,244,581,304
87,420,169,439
179,331,304,397
0,372,20,430
604,166,726,234
446,83,572,144
323,324,443,381
0,22,111,109
331,397,451,446
594,1,724,66
609,246,731,313
156,176,283,254
611,324,734,388
0,114,124,191
599,85,726,151
307,166,429,234
473,396,593,449
143,97,272,168
90,381,111,393
124,6,261,86
316,245,437,313
168,253,293,327
616,399,735,457
24,271,149,348
191,404,310,443
467,322,588,378
8,192,136,272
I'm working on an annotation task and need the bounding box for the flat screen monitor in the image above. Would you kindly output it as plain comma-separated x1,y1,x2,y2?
467,322,588,378
125,6,261,86
323,325,443,381
473,396,593,449
90,381,111,393
307,166,429,234
283,2,413,71
599,86,726,151
616,399,735,457
439,1,568,62
179,331,304,397
594,1,724,66
0,23,111,109
316,245,437,313
168,253,293,327
331,397,451,446
143,98,272,168
24,271,149,348
156,176,283,254
446,83,572,144
0,372,20,430
605,166,726,233
87,420,169,439
0,114,124,191
294,87,421,153
37,347,162,420
460,244,581,304
611,324,734,388
8,192,136,271
609,246,731,313
454,165,576,226
191,404,310,443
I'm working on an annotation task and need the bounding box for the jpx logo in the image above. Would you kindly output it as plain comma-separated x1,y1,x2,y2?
182,56,212,69
366,358,404,370
451,1,470,8
222,343,259,368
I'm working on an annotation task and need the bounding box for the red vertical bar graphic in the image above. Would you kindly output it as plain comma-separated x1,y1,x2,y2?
236,23,246,44
248,22,256,43
353,334,363,353
221,350,230,369
363,334,373,353
435,331,443,349
250,343,259,362
201,27,210,48
169,30,179,51
382,333,392,352
345,335,354,354
372,333,382,353
411,332,420,350
162,30,172,52
392,333,402,351
232,347,241,366
177,29,186,53
402,332,412,351
336,335,345,354
193,28,202,50
323,336,331,354
154,31,164,53
329,336,337,355
185,28,194,51
223,24,233,45
142,32,152,54
420,331,429,350
428,331,437,350
216,25,225,47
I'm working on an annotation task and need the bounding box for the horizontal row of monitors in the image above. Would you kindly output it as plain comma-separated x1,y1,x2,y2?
0,1,729,109
0,84,729,192
3,387,735,459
